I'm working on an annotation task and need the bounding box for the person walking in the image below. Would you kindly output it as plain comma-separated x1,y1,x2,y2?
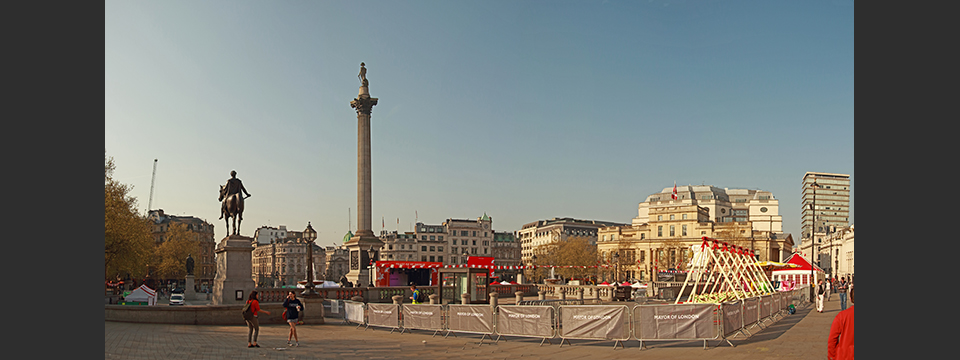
245,290,270,348
282,291,303,347
409,284,422,304
837,277,849,310
825,277,833,301
828,286,854,360
816,279,826,313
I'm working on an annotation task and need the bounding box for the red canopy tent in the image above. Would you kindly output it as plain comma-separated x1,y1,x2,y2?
771,253,826,288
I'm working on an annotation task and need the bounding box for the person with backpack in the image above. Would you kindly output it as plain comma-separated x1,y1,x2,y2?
409,284,424,304
282,291,303,347
243,290,270,348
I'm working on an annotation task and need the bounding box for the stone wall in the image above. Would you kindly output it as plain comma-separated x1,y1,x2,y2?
104,298,325,325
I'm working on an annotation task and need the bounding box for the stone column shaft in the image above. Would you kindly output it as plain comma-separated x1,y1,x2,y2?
357,111,373,236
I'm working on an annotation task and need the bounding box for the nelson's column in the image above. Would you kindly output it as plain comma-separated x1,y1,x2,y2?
346,62,383,287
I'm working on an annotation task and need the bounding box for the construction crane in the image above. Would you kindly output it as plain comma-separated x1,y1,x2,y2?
147,159,157,215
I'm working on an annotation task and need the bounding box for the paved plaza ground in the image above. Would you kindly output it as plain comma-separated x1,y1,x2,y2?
105,294,849,359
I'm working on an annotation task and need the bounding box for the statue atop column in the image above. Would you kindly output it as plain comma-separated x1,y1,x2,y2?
358,62,368,87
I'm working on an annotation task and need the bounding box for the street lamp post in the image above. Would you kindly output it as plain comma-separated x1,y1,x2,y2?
301,222,318,296
367,246,377,287
808,181,821,303
613,252,620,283
531,254,538,284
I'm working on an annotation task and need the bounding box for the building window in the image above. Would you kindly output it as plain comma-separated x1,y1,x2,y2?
429,256,435,262
462,240,468,245
640,233,645,239
438,256,443,263
422,236,427,241
421,246,427,251
461,231,469,236
451,247,457,254
473,240,477,246
429,246,435,251
682,214,688,220
422,256,427,261
658,215,662,221
658,226,663,237
438,236,443,241
670,215,675,220
430,236,435,240
670,225,675,236
438,246,443,252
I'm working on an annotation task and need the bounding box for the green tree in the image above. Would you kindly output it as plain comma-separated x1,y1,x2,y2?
533,236,597,281
154,222,200,280
104,153,153,280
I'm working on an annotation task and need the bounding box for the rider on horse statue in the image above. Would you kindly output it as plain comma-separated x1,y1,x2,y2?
219,170,250,235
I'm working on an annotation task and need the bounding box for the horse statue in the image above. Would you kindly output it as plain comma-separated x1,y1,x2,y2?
219,184,245,236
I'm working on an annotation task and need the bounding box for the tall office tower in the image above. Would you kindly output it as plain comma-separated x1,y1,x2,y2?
801,172,851,240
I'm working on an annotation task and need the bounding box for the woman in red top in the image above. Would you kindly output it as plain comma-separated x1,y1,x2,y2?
246,290,271,348
828,285,854,360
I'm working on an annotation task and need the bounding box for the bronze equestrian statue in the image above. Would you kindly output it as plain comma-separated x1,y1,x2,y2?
219,170,250,236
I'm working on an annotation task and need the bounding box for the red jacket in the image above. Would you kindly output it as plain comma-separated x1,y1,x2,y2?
828,305,854,360
247,300,262,316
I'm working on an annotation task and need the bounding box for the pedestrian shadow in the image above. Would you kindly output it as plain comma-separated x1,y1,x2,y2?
730,306,812,345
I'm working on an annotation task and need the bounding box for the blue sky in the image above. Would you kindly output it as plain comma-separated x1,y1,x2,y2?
105,0,854,248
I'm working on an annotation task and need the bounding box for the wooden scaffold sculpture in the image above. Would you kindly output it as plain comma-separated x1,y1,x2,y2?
676,237,775,304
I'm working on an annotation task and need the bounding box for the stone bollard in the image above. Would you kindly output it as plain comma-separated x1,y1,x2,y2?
558,287,566,300
577,288,584,300
462,293,470,305
489,292,499,314
515,291,524,305
392,295,403,305
429,294,439,305
538,291,545,301
301,297,326,325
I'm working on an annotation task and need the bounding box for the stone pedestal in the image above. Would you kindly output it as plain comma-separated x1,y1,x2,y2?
184,275,197,301
212,235,256,305
344,234,382,287
301,297,326,325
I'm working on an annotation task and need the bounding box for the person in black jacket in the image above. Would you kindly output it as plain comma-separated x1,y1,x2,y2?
283,291,303,346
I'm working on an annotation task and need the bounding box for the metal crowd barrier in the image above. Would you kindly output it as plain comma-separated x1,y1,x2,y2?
559,305,631,349
495,305,557,346
400,304,445,336
633,303,721,350
342,300,366,328
335,289,808,350
444,304,496,345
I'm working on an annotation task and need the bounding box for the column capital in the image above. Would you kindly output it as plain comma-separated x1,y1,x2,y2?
350,93,379,115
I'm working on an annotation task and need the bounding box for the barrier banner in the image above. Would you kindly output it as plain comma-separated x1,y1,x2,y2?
447,305,494,334
742,297,759,326
635,304,717,340
559,305,629,340
344,301,365,324
496,305,554,338
760,295,773,319
401,304,444,331
720,301,743,337
367,303,400,329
